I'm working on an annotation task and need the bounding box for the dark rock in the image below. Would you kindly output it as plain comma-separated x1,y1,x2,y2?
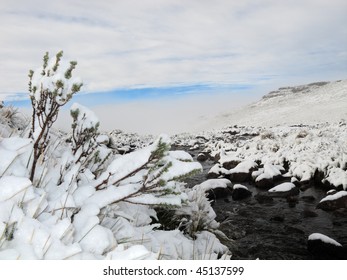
255,178,274,189
291,179,301,188
206,187,233,200
313,169,326,188
214,153,221,162
317,192,347,211
307,235,346,259
299,181,312,191
231,185,252,201
222,160,241,170
197,153,208,162
207,171,220,179
229,172,251,182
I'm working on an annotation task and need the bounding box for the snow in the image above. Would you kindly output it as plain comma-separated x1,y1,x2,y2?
308,233,342,247
268,182,296,192
233,184,249,190
197,179,232,192
0,124,226,259
169,150,194,162
70,103,99,129
0,176,34,203
230,160,258,174
3,77,346,260
255,163,282,182
210,79,347,129
106,245,154,260
193,120,347,190
30,57,82,106
319,191,347,203
324,167,347,190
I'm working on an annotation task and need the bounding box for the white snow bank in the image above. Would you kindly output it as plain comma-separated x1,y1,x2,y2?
268,182,296,192
308,233,342,247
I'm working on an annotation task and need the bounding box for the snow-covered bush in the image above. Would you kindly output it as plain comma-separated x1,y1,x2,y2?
69,103,112,177
0,52,230,259
0,124,229,259
0,106,29,137
28,51,83,182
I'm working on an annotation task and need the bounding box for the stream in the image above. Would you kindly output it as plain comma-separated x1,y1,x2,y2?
183,147,347,260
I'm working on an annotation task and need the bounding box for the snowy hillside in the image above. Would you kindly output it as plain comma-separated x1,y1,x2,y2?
212,79,347,128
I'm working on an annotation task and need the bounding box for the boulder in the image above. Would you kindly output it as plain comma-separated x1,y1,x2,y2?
268,182,300,197
207,187,233,200
222,160,241,170
254,164,284,189
307,233,346,259
207,164,222,179
255,177,274,189
231,184,252,200
317,191,347,211
228,160,258,182
197,178,233,200
229,172,251,182
196,153,208,162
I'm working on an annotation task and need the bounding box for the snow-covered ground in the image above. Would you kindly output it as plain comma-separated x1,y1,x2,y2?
208,79,347,129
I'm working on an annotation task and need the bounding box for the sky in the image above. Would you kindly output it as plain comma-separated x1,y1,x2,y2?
0,0,346,134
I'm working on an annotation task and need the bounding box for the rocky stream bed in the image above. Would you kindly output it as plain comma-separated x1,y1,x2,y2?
183,146,347,260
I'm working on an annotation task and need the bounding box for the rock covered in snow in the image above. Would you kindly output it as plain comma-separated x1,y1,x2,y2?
268,182,299,197
196,178,232,200
231,184,252,200
229,160,258,182
307,233,346,259
196,153,208,162
317,191,347,211
254,164,284,189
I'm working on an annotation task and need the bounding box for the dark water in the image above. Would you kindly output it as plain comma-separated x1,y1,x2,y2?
183,147,347,260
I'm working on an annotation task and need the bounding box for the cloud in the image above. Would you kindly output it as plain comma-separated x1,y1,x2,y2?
0,0,346,101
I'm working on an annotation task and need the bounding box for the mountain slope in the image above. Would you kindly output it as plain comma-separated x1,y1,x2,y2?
213,79,347,128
